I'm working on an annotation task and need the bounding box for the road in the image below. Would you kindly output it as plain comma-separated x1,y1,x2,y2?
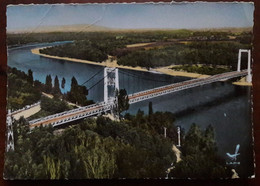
12,104,41,120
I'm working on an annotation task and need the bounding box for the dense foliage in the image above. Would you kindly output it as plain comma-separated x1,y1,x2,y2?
169,124,232,179
28,96,72,120
4,109,231,179
117,41,251,70
8,67,93,112
5,111,177,179
40,41,108,62
7,68,42,110
7,30,192,46
171,65,230,75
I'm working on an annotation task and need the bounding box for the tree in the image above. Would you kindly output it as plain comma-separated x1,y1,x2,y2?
53,76,61,96
27,69,33,85
117,89,129,117
67,76,89,106
70,76,78,96
45,75,52,94
61,77,66,89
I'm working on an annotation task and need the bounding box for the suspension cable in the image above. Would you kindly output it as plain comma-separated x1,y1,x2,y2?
119,70,174,84
81,68,104,86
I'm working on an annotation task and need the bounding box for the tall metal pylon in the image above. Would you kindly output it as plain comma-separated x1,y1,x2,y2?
104,67,119,104
6,109,14,151
237,49,252,83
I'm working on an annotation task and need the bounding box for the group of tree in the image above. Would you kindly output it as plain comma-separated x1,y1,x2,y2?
4,104,233,179
7,67,42,110
40,41,108,62
4,111,176,179
117,41,251,70
171,64,230,75
28,96,72,120
44,75,62,97
32,30,253,72
7,29,193,46
169,124,232,179
8,29,250,47
43,74,93,106
8,67,93,112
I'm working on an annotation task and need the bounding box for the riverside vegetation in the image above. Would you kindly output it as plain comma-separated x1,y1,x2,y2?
7,67,92,115
4,109,232,179
26,30,253,74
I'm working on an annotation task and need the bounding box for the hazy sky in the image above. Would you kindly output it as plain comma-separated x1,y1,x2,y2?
7,3,254,31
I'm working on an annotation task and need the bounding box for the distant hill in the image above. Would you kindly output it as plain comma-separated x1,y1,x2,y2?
7,24,113,34
7,24,252,34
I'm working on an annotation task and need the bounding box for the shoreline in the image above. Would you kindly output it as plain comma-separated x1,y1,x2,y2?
31,47,212,79
31,47,251,86
32,47,148,72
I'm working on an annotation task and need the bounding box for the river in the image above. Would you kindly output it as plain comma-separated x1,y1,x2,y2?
7,42,254,178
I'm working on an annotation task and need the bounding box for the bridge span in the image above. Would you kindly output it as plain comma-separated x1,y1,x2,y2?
28,69,248,129
128,69,248,104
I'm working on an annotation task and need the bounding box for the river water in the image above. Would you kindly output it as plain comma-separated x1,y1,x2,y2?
7,42,254,178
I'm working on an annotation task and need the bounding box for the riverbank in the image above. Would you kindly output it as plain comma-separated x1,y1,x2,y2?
233,77,252,86
155,65,210,79
32,47,148,72
31,47,212,79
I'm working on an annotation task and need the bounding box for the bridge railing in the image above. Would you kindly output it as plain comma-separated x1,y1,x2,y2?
51,104,112,127
29,103,112,128
29,101,107,125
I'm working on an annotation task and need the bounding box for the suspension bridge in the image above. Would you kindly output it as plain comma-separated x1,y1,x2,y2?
5,48,252,149
23,49,252,129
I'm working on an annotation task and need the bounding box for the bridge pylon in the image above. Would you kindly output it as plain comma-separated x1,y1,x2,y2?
104,67,119,104
237,49,252,83
6,109,14,151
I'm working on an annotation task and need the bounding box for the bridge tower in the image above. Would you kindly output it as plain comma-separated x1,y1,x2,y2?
237,49,252,83
104,67,119,104
6,109,14,151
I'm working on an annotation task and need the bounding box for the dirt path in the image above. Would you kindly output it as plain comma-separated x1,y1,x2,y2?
231,169,239,179
41,92,81,108
172,145,182,163
42,92,53,98
166,145,182,176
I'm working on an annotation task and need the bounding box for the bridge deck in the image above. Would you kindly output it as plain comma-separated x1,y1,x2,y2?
128,70,248,104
